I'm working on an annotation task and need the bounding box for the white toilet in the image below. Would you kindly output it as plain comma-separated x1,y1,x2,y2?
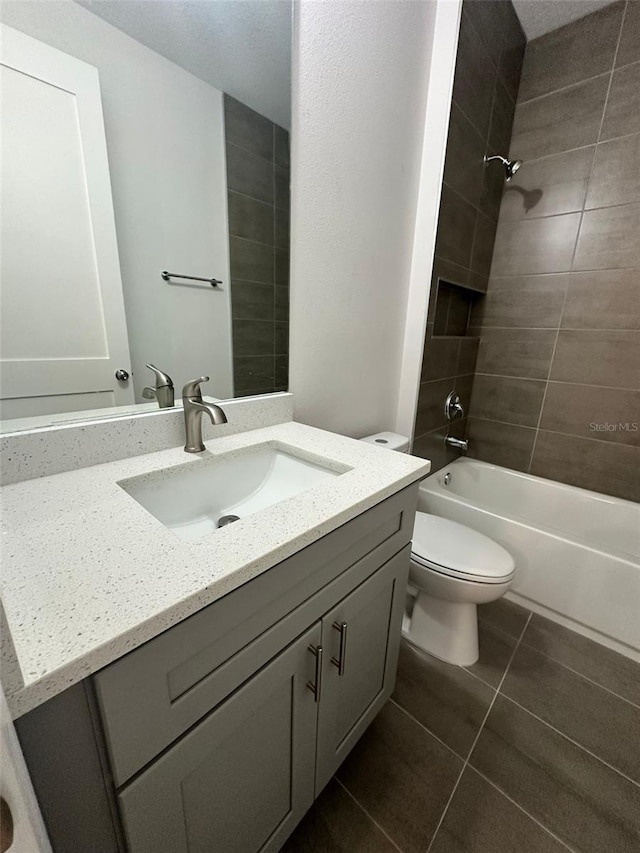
361,432,515,666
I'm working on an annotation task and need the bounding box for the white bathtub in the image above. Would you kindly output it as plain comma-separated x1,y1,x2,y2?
418,458,640,661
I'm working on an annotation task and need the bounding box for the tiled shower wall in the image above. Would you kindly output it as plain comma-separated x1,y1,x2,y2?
467,0,640,503
224,95,290,397
412,0,526,471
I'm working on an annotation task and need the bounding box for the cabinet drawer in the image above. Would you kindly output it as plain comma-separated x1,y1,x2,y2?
94,485,418,786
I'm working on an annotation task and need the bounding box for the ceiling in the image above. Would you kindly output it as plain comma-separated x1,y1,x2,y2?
76,0,292,129
513,0,617,40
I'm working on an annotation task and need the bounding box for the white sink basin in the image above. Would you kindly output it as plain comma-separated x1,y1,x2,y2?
118,444,347,541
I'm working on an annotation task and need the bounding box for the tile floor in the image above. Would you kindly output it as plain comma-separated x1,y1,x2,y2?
283,599,640,852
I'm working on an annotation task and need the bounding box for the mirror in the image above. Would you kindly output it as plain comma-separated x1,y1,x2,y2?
0,0,291,433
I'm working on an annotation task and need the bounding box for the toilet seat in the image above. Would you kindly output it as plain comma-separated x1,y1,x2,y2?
411,512,515,584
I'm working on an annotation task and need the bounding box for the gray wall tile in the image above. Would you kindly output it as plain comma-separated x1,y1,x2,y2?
227,192,274,245
540,382,640,446
616,0,640,67
231,282,275,322
467,417,536,471
561,269,640,330
421,335,460,382
530,430,640,502
601,61,640,140
274,124,290,171
435,186,478,269
275,286,289,322
490,213,581,276
573,204,640,270
230,236,274,284
463,0,505,68
275,249,289,287
499,2,527,100
443,104,486,209
471,696,640,853
475,328,557,379
275,321,289,355
224,95,273,160
499,147,593,221
232,318,275,358
517,2,624,102
471,274,568,329
233,355,275,394
550,330,640,388
488,81,517,157
509,75,609,161
470,212,499,278
226,142,273,204
452,11,497,138
585,133,640,210
470,374,546,427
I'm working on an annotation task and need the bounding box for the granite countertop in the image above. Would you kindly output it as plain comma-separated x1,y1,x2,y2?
0,421,429,718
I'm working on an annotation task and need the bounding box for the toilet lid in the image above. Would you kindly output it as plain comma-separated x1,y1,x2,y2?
411,513,515,581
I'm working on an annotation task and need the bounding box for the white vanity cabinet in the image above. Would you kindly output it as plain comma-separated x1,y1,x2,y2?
15,484,418,853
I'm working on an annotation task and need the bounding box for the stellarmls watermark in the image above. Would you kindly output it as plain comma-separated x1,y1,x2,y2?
590,422,639,433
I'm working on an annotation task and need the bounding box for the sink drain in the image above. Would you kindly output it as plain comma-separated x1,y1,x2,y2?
218,514,240,527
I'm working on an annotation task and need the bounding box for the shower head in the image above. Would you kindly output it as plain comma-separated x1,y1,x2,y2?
484,154,523,182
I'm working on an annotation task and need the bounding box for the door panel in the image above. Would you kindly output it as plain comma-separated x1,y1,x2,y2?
118,623,320,853
0,25,133,414
315,546,410,793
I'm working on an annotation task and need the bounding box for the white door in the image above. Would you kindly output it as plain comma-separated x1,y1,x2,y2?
0,25,134,419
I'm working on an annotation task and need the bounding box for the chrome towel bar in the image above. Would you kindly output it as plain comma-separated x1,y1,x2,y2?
161,270,223,289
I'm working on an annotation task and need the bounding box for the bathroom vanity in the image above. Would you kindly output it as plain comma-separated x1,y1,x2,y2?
1,419,429,852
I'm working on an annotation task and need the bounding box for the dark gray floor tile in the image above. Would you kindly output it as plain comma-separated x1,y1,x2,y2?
452,11,496,138
281,779,397,853
510,75,609,161
561,268,640,330
540,383,640,446
226,142,273,204
336,701,462,853
517,2,624,103
470,374,546,428
586,133,640,209
502,643,640,782
474,327,557,380
470,696,640,853
522,614,640,707
230,236,274,284
616,0,640,67
466,418,537,472
491,213,581,276
233,356,275,394
224,94,273,161
392,642,494,759
601,61,640,139
227,192,274,246
499,147,593,221
435,186,477,270
231,281,275,322
465,622,519,688
550,330,640,389
232,318,274,358
477,599,530,640
443,103,486,210
530,431,640,502
471,273,568,329
429,767,567,853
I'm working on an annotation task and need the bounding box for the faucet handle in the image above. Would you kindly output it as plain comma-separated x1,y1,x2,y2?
182,376,209,399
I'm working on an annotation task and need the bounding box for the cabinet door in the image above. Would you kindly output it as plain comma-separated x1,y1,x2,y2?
315,546,410,793
118,623,321,853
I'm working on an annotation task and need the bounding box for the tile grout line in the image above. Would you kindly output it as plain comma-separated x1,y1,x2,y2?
333,777,405,853
388,697,468,763
510,127,640,167
468,373,640,393
498,693,640,790
425,613,532,853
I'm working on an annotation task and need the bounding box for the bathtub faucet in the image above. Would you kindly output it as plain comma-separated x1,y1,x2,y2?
445,435,469,452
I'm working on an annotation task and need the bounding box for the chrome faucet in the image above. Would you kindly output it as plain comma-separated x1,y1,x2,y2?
142,363,175,408
182,376,227,453
445,435,469,452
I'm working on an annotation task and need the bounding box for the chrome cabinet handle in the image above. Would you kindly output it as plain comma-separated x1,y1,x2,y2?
307,644,323,702
331,621,348,676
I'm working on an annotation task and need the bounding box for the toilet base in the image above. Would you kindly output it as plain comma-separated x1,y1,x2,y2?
405,591,479,666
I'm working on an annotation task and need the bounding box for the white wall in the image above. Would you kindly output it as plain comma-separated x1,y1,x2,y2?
0,0,234,401
289,0,457,439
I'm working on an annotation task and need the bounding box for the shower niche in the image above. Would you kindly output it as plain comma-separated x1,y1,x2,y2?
433,280,482,338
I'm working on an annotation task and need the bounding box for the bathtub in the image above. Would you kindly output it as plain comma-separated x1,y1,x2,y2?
418,458,640,661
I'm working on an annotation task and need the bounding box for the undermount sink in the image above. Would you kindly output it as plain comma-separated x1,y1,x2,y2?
118,444,348,541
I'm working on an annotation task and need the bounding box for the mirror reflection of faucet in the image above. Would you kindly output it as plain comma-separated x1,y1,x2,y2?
141,363,175,408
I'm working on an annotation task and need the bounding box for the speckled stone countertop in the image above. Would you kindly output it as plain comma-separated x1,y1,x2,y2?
1,422,429,718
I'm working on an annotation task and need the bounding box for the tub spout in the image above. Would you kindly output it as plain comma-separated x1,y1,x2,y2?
445,435,468,452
